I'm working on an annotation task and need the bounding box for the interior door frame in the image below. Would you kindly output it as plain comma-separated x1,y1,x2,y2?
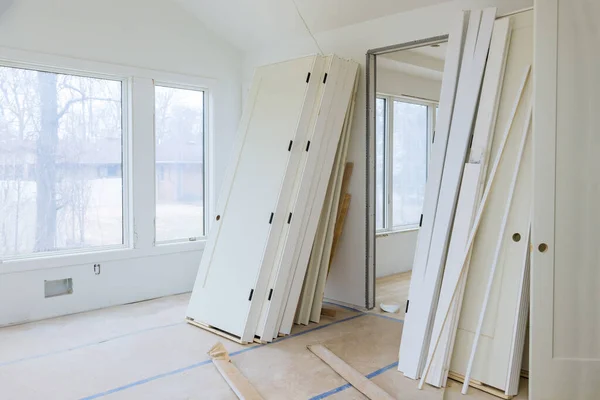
364,36,448,309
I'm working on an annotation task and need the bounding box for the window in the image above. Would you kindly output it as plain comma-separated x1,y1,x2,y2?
154,85,205,243
376,95,436,232
0,66,125,257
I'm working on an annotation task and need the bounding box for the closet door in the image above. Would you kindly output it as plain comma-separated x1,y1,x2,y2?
531,0,600,398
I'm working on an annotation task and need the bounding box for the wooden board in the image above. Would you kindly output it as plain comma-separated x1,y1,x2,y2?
320,307,337,318
399,8,495,380
208,342,264,400
308,345,395,400
186,56,326,342
329,193,351,265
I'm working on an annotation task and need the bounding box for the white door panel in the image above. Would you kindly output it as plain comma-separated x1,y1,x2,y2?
531,0,600,398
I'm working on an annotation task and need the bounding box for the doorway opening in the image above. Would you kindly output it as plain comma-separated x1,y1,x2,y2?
365,37,448,314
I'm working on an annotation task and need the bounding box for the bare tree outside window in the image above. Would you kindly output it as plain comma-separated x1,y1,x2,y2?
0,66,123,257
154,85,204,242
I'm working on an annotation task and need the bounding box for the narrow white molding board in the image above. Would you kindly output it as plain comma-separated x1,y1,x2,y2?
398,7,496,380
403,10,468,353
186,56,325,342
424,16,512,388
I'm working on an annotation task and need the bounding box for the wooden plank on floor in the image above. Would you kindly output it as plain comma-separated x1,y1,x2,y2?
208,342,264,400
320,307,337,318
308,344,395,400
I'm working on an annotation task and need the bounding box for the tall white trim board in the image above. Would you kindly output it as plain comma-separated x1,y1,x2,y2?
399,8,496,380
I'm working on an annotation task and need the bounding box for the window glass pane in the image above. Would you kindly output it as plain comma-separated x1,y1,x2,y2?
392,101,427,228
155,86,204,242
375,97,386,230
0,67,123,257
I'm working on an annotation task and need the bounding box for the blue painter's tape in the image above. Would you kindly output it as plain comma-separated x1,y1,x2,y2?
79,313,367,399
367,313,404,323
309,361,399,399
309,383,352,400
80,359,214,400
0,322,184,368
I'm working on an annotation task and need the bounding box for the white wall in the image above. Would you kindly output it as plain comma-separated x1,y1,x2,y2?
376,68,441,278
0,0,243,326
243,0,533,307
377,67,442,101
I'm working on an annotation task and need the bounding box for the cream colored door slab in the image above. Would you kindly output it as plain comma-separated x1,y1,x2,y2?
531,0,600,398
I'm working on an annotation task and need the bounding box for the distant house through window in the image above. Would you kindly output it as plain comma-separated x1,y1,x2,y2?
376,94,436,232
154,85,205,243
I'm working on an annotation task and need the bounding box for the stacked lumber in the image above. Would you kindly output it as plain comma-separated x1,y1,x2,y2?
186,54,359,344
398,8,533,399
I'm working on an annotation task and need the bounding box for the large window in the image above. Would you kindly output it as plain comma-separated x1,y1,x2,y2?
376,95,436,232
0,66,124,257
154,85,205,243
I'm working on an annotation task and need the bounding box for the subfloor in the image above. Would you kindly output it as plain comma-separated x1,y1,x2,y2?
0,274,528,399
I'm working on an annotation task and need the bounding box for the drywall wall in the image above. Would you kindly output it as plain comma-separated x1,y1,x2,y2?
0,0,242,326
376,230,419,277
377,67,442,101
375,67,441,278
243,0,533,307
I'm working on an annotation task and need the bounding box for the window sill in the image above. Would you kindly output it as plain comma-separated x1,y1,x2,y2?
376,226,420,237
0,240,206,275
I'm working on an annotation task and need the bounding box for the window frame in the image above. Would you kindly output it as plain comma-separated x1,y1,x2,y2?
0,46,216,273
376,93,438,235
153,81,210,245
0,61,132,260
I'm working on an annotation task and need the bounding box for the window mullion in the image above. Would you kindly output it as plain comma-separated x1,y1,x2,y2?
386,97,394,231
131,77,156,250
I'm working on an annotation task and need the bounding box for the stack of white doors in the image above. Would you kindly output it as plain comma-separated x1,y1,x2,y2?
398,8,534,397
186,54,359,344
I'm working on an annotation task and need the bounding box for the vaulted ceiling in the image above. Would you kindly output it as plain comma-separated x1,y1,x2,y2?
174,0,449,52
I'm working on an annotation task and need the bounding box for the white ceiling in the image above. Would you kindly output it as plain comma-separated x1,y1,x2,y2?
174,0,449,52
